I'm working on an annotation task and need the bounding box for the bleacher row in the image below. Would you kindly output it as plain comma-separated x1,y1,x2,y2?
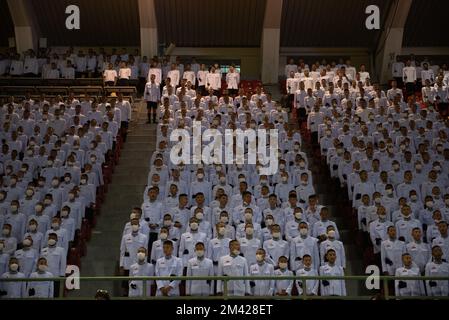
0,86,137,103
0,92,131,298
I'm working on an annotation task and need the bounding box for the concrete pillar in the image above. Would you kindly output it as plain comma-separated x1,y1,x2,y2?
261,0,283,84
7,0,39,53
138,0,158,59
375,0,413,84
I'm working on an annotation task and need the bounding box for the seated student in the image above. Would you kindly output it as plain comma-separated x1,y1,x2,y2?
296,254,319,296
249,248,275,296
395,253,425,296
186,242,214,296
319,249,346,296
128,247,154,297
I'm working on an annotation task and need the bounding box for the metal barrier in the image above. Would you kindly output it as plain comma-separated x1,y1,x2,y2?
1,275,448,300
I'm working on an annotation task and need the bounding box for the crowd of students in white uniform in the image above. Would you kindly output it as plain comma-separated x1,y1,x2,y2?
119,64,350,298
0,90,132,298
0,48,241,97
298,57,449,297
1,53,448,299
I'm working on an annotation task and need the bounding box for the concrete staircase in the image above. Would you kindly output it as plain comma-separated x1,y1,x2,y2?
68,101,156,298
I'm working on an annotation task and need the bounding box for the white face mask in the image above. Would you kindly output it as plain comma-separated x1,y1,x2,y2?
48,239,56,246
295,212,302,220
10,263,19,272
299,228,308,236
190,222,199,231
131,225,139,232
266,219,273,226
51,223,59,229
29,224,37,232
244,213,253,221
159,233,168,240
196,213,204,220
23,239,32,247
137,252,146,261
279,164,286,170
410,195,418,201
38,265,47,272
327,230,336,239
196,250,205,258
426,201,434,208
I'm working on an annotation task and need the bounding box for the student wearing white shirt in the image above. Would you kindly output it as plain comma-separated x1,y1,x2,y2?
62,61,75,79
103,63,118,86
226,65,240,96
421,63,435,86
9,54,24,77
403,60,417,99
285,58,298,78
167,64,180,87
23,52,39,76
182,64,196,88
206,66,222,96
197,64,209,96
118,62,132,86
392,56,405,87
144,74,161,124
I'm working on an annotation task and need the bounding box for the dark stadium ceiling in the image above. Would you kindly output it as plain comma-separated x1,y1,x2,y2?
403,0,449,47
29,0,141,47
1,0,448,49
0,0,14,47
155,0,267,47
280,0,392,48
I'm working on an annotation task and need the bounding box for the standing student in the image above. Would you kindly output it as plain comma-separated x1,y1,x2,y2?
319,249,346,296
103,63,117,86
403,60,417,99
144,74,161,124
155,240,183,297
226,66,240,96
186,242,214,296
118,62,131,86
395,253,425,297
217,240,251,296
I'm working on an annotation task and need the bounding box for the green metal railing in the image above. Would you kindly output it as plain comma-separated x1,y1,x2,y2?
1,275,448,300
